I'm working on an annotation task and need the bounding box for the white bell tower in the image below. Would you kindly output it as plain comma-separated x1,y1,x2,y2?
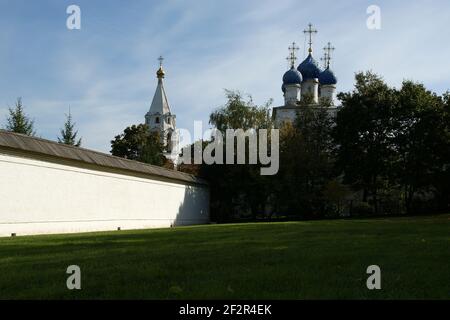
145,56,179,163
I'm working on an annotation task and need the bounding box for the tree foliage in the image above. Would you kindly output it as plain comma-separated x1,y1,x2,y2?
334,72,450,214
194,91,273,222
209,90,273,132
111,124,166,166
58,110,81,146
5,98,35,136
334,72,396,207
273,100,336,218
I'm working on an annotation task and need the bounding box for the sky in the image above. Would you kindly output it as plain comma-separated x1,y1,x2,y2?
0,0,449,152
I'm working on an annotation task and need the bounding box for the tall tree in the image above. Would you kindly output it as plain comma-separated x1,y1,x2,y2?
58,110,82,146
335,73,450,215
209,90,273,132
5,98,35,136
111,124,166,166
273,99,336,218
436,92,450,212
392,81,446,213
334,72,397,213
199,90,273,222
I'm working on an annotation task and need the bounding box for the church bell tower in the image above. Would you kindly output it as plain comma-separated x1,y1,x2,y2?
145,56,179,162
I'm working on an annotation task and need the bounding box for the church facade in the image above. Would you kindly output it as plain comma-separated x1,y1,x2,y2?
273,24,339,127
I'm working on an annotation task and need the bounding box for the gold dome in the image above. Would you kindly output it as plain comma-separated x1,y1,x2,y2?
156,66,165,79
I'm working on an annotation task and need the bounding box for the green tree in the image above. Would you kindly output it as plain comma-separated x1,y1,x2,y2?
436,92,450,212
335,73,450,215
111,124,166,166
5,98,35,136
58,110,82,146
392,81,447,213
199,90,273,222
273,99,336,218
209,90,273,132
334,72,397,213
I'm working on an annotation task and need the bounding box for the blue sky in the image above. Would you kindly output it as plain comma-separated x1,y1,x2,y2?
1,0,449,152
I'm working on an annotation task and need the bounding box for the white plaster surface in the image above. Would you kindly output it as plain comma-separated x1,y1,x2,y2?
0,151,209,237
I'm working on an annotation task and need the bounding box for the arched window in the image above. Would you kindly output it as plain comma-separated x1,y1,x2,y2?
155,117,160,124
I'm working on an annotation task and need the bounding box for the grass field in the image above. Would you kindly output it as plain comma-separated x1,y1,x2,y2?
0,214,449,300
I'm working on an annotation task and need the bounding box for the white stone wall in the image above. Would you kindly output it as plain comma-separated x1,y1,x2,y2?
0,151,209,237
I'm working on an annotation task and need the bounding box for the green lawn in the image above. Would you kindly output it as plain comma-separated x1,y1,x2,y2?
0,215,449,300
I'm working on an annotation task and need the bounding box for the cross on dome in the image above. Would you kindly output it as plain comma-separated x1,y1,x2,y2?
303,23,318,54
323,42,335,68
156,55,165,79
286,42,299,68
321,52,329,69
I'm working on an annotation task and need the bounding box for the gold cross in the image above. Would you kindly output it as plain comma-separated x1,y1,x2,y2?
304,23,318,54
320,52,329,69
286,42,299,68
323,42,335,68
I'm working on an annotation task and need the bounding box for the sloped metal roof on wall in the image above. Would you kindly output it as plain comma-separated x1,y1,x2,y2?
0,130,207,186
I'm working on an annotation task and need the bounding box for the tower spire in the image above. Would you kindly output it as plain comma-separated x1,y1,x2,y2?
286,42,299,68
323,42,335,68
303,23,318,54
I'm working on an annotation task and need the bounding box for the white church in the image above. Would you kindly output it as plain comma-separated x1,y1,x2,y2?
273,24,339,126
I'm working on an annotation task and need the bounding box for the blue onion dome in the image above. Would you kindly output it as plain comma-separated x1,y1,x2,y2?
282,84,286,93
319,67,338,85
282,66,303,85
297,53,322,80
